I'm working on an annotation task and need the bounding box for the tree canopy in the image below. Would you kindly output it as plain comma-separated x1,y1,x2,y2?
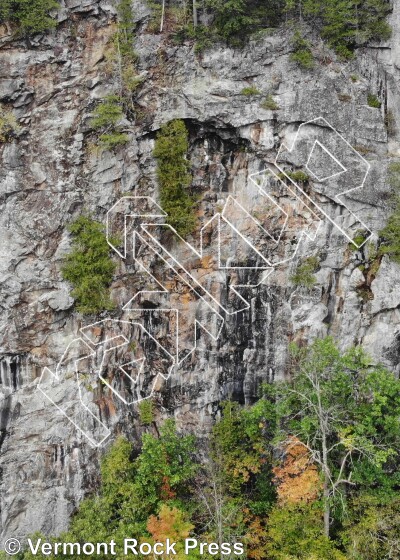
275,338,400,537
5,339,400,560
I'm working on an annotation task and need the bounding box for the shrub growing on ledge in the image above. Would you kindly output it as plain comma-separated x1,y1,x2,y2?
0,0,59,35
286,170,309,183
97,132,129,151
138,399,155,425
367,93,382,109
379,163,400,264
153,119,196,238
240,86,261,96
290,256,319,288
349,230,369,251
0,104,19,142
290,31,314,69
91,95,129,150
62,216,116,314
261,94,279,110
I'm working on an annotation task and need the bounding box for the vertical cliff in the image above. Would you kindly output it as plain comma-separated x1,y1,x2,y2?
0,0,399,541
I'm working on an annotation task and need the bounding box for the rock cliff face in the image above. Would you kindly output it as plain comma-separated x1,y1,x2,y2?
1,0,400,543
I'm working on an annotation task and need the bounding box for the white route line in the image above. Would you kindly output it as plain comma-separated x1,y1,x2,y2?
37,340,111,447
275,116,371,248
38,116,372,447
306,140,347,182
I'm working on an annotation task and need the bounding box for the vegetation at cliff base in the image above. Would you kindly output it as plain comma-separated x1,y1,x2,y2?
275,338,400,539
0,0,59,35
9,339,400,560
153,119,196,238
61,216,117,314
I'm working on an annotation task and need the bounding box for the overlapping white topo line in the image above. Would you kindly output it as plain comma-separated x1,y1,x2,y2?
122,238,225,353
274,116,371,248
38,117,372,447
79,319,176,404
37,317,177,446
99,173,322,407
38,338,111,447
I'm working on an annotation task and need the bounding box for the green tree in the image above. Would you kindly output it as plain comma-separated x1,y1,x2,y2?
16,423,197,560
116,0,137,64
195,396,276,558
321,0,391,57
133,419,197,516
265,502,346,560
0,0,59,35
275,338,400,537
210,399,275,504
285,0,391,57
61,215,117,314
206,0,283,44
290,30,314,69
115,0,143,101
153,119,196,237
341,492,400,559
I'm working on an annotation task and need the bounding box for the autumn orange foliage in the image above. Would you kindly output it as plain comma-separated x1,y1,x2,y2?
243,509,269,560
147,504,193,559
160,475,176,500
273,436,322,504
